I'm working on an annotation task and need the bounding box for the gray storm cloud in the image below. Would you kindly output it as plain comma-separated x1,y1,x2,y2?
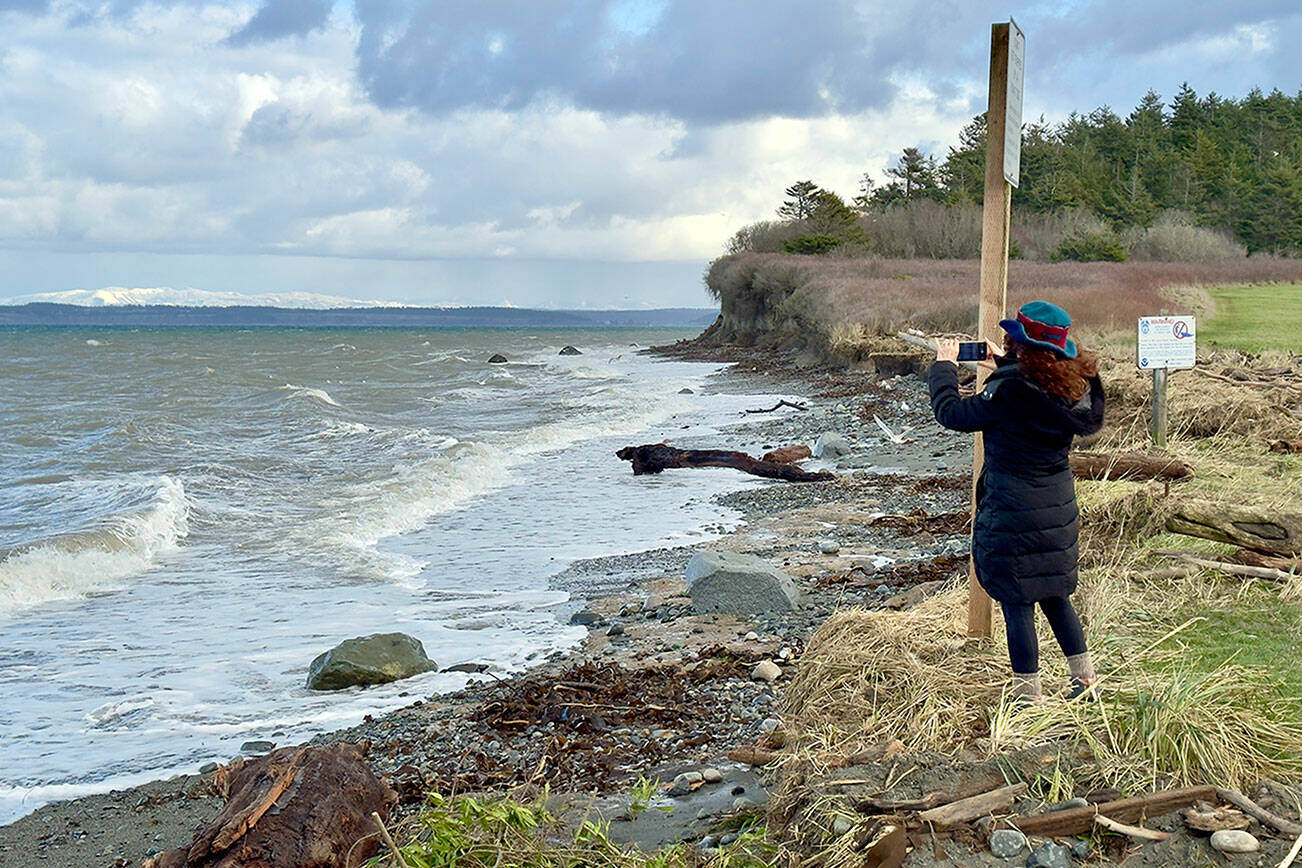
352,0,898,123
225,0,332,45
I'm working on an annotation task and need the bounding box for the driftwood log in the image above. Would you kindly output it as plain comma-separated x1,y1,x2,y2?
997,786,1216,837
1068,451,1192,482
762,444,813,464
144,742,396,868
616,444,833,482
1167,500,1302,556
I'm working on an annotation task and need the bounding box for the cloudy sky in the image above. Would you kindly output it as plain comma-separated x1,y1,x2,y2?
1,1,1299,308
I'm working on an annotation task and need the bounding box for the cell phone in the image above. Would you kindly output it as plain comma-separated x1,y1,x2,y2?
956,341,988,361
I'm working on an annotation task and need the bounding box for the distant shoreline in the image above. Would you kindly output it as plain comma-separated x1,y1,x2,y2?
0,303,719,329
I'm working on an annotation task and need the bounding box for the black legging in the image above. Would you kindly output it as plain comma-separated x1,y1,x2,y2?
1000,596,1087,674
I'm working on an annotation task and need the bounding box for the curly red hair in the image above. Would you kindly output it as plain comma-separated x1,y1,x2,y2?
1004,336,1098,403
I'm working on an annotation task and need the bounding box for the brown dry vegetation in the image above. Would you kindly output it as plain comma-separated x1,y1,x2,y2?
703,254,1302,363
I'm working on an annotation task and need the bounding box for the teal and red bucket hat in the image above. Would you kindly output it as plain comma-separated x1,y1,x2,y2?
1000,300,1077,359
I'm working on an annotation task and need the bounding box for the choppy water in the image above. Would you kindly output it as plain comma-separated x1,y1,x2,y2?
0,326,785,823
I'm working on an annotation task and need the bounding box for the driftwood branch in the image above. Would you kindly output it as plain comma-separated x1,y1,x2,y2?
916,783,1026,827
616,444,834,482
1217,788,1302,837
745,399,808,414
1167,500,1302,556
1094,813,1171,841
857,773,1010,814
1069,452,1192,482
1002,786,1216,837
1158,551,1299,583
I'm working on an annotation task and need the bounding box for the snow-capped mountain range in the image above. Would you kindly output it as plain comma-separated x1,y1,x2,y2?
3,287,411,309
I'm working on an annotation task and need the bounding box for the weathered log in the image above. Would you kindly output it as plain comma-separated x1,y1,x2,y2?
144,742,396,868
916,783,1026,827
763,444,813,464
616,444,834,482
1166,500,1302,556
1001,785,1215,837
1069,451,1192,482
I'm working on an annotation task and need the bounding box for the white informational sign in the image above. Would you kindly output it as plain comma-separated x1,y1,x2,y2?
1003,18,1025,188
1137,315,1197,370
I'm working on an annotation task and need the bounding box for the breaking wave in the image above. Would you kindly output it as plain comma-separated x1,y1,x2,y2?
0,478,190,617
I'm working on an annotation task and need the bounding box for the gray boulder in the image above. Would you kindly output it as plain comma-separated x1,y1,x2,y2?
559,345,582,355
488,353,508,363
306,632,438,691
686,551,801,614
814,432,851,459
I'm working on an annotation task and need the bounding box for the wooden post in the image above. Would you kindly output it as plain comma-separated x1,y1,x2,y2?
969,20,1022,639
1151,368,1168,449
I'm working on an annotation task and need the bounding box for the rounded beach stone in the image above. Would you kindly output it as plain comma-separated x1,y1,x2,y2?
701,767,724,783
818,540,840,554
239,740,275,754
988,828,1026,858
751,660,782,682
1025,842,1071,868
306,632,438,691
1210,830,1260,853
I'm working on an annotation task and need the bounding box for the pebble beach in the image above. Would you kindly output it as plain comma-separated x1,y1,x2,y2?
0,346,982,867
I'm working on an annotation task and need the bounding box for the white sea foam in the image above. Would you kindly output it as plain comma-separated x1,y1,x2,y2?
278,383,341,407
85,339,101,346
0,478,190,617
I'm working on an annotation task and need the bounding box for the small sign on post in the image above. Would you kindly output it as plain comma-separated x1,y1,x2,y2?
1137,315,1197,448
1003,18,1025,187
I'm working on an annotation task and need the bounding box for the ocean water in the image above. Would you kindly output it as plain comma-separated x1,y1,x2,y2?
0,326,786,824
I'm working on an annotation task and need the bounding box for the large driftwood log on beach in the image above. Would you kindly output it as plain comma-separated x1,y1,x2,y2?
1166,499,1302,556
144,742,396,868
1068,451,1192,481
616,444,834,482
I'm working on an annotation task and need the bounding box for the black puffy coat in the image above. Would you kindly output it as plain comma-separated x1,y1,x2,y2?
928,358,1105,604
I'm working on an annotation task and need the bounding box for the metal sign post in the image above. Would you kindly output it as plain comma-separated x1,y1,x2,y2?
1137,315,1197,448
969,18,1024,639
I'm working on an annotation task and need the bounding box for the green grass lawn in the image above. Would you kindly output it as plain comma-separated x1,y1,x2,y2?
1202,283,1302,352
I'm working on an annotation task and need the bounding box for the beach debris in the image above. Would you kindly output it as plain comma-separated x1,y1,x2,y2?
744,399,808,414
306,633,438,691
915,782,1026,827
993,785,1216,837
1093,812,1170,841
487,353,508,363
143,742,395,868
685,550,801,614
616,443,833,482
1270,438,1302,453
1211,829,1261,853
762,444,813,463
1216,788,1302,836
1181,801,1251,832
558,345,582,355
813,431,851,458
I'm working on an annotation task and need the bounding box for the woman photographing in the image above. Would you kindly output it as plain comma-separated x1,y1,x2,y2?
928,301,1105,702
